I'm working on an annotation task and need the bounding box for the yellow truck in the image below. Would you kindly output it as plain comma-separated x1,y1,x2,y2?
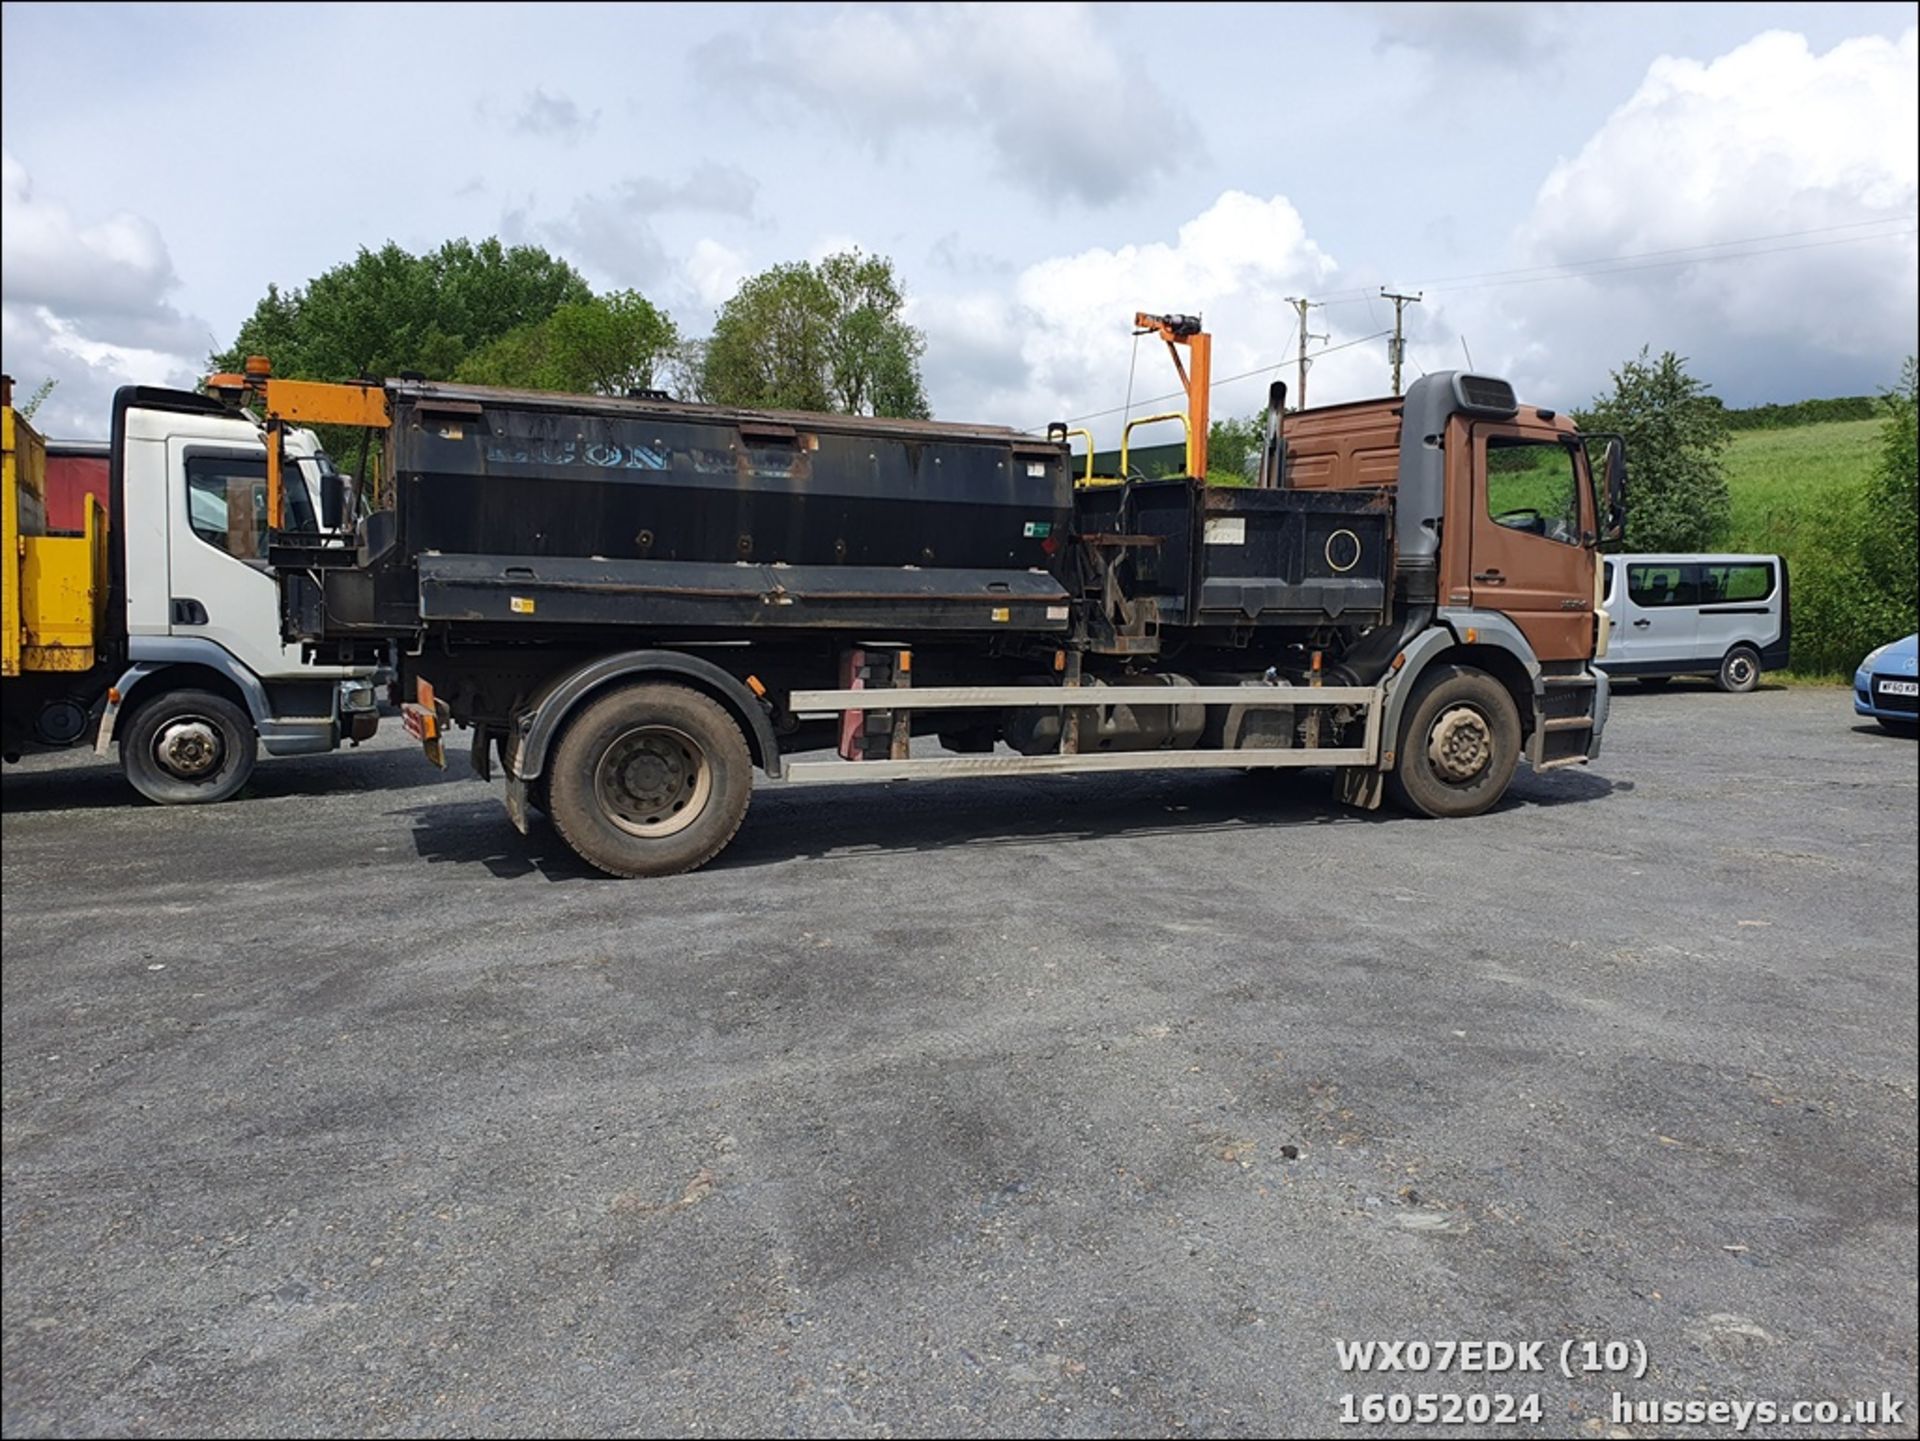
1,383,109,705
3,375,381,802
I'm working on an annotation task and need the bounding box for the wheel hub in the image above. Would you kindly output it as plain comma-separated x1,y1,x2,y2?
156,719,222,778
596,725,712,838
1427,705,1491,782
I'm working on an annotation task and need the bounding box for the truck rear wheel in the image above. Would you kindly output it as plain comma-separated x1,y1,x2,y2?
546,682,752,877
121,689,257,804
1386,664,1521,819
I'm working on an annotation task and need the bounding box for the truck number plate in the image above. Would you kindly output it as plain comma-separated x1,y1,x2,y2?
1877,679,1919,696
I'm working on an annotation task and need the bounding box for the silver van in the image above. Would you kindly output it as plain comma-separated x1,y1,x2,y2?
1599,553,1790,693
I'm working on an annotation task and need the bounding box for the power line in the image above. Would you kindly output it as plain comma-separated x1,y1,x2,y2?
1028,216,1917,434
1034,328,1388,431
1421,227,1916,294
1316,215,1916,300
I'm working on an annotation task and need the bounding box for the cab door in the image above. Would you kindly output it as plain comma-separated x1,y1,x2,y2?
1468,427,1596,662
166,442,315,680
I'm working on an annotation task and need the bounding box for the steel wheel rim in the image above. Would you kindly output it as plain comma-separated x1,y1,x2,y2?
153,714,226,780
1426,703,1493,785
594,724,712,838
1728,655,1755,687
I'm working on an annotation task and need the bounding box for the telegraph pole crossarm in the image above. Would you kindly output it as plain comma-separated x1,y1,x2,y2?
1380,288,1422,397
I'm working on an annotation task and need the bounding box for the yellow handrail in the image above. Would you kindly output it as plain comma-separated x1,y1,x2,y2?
1120,411,1192,480
1064,427,1096,485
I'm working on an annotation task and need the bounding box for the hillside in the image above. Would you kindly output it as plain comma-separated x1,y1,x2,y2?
1720,417,1893,677
1724,418,1881,547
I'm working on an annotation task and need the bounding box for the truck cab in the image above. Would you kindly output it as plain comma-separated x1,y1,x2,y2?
3,380,381,803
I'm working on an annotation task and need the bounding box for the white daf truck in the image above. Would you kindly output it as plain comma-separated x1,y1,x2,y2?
3,376,382,803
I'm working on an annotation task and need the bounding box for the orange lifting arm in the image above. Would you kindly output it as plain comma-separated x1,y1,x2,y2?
1133,312,1211,480
204,357,392,528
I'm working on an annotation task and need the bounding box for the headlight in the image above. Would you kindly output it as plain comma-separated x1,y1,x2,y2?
1862,645,1889,669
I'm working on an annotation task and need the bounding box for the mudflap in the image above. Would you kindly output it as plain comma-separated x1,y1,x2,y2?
503,772,531,836
500,721,531,836
1338,765,1386,810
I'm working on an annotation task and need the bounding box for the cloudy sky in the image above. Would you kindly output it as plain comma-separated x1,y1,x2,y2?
3,1,1915,441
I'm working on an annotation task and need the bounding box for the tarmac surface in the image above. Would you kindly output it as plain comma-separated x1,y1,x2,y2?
3,684,1915,1436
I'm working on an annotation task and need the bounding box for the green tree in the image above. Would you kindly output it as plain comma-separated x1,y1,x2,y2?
701,250,929,417
1577,348,1731,552
1863,355,1918,627
458,290,680,396
214,238,591,382
1206,410,1266,484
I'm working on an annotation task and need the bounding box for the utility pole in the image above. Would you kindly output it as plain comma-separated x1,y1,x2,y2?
1380,288,1422,397
1285,296,1327,409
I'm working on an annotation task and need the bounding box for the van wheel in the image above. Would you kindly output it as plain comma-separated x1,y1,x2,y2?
1716,645,1761,694
1386,664,1522,819
121,689,257,804
547,682,751,877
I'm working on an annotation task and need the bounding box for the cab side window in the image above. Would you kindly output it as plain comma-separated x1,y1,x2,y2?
186,457,267,560
1485,437,1582,546
1627,563,1696,607
185,454,315,562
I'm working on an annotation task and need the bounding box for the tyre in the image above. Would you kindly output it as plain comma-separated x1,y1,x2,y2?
120,688,257,804
1386,664,1522,819
1638,675,1672,689
1877,717,1919,738
1716,645,1762,694
546,682,752,877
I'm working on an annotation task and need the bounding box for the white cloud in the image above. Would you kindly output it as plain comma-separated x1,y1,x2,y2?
1,150,208,436
1446,27,1919,404
536,163,760,292
693,3,1198,205
919,191,1369,435
685,238,748,309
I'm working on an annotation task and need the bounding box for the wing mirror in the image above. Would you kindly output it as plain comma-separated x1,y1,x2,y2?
321,472,350,531
1601,437,1627,543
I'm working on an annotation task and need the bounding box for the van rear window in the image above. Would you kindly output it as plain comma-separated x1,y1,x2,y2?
1699,562,1774,603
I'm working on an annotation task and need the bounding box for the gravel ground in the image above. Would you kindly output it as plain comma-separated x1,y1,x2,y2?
3,684,1915,1438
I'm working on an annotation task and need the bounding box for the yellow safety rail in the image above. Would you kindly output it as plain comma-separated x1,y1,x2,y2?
1120,411,1193,482
1063,427,1097,485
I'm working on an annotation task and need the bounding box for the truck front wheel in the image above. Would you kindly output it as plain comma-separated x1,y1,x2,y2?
546,682,752,877
1386,664,1521,819
121,689,258,804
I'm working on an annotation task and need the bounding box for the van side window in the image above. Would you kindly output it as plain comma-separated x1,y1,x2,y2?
1486,437,1582,546
1604,560,1615,594
1699,562,1774,604
1627,563,1696,607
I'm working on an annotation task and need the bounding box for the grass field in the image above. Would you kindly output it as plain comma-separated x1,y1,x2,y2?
1719,417,1891,678
1723,418,1881,552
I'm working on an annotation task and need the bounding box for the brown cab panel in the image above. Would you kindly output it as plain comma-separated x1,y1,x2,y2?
1462,422,1596,662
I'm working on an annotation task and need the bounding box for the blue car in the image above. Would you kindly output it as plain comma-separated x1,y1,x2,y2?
1854,633,1919,735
